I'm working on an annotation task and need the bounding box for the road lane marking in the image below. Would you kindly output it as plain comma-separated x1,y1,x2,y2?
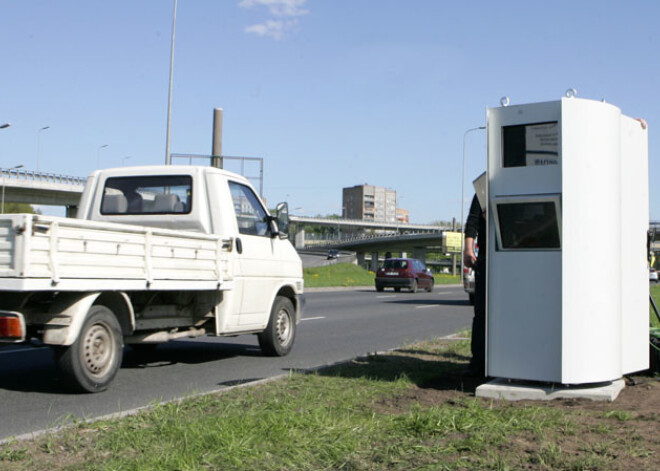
376,295,397,299
301,316,325,321
414,305,436,309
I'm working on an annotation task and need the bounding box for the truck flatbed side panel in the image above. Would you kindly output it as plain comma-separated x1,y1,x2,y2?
0,214,231,287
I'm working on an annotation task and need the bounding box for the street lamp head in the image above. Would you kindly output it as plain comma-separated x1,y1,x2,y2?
40,126,50,131
0,123,11,130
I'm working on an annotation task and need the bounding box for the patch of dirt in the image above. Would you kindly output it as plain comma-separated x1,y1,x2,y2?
407,370,659,470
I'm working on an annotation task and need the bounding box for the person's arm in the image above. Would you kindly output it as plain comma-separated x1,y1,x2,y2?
463,194,481,268
463,236,477,268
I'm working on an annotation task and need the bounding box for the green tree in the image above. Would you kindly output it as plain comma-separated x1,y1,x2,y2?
2,203,39,214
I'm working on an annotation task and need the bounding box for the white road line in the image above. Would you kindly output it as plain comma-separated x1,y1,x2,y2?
376,295,397,299
301,316,326,321
414,305,436,309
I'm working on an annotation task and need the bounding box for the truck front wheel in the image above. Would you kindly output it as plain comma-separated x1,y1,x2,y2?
56,305,123,393
258,296,296,356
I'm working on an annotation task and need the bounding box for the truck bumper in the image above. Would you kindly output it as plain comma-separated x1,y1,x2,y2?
0,311,26,343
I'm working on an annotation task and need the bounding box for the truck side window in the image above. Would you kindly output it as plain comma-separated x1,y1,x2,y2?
228,182,269,237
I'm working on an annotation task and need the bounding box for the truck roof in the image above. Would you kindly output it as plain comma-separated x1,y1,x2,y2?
89,165,251,185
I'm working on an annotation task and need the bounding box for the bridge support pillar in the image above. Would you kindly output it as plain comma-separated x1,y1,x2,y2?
357,252,366,269
370,252,379,272
412,247,427,264
294,228,305,249
65,205,77,218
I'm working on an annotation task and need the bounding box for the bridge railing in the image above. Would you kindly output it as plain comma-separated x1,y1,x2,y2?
0,168,87,186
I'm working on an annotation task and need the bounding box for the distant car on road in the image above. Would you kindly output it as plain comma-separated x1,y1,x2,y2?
327,249,339,260
375,258,434,293
651,268,658,283
463,267,475,304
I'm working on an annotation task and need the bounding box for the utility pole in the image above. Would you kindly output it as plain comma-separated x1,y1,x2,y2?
211,108,223,168
452,217,457,276
165,0,178,165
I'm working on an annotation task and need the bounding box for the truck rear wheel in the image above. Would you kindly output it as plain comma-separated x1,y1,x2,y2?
258,296,296,356
56,305,123,393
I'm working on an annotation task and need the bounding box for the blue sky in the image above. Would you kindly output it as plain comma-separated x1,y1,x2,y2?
0,0,658,223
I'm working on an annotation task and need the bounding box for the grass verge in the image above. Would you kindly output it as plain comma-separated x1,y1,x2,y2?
304,263,460,288
1,335,657,471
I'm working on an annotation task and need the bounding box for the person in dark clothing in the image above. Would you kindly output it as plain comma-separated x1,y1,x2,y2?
463,194,486,376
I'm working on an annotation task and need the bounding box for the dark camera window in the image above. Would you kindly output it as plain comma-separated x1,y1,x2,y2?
502,122,558,168
496,201,560,250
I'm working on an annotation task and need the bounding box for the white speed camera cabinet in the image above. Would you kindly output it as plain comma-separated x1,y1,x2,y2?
486,96,649,384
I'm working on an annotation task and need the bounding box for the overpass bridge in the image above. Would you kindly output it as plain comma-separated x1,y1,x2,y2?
1,167,86,216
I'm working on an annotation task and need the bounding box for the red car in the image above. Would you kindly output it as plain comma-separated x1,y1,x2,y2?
375,258,434,293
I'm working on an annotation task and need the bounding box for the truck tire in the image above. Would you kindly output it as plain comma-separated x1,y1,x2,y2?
56,305,123,393
258,296,296,356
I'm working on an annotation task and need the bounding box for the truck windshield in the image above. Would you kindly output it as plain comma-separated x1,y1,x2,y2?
101,175,192,215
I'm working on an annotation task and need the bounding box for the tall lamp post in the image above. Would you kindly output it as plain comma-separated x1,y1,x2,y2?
165,0,178,165
2,165,24,213
460,126,486,275
97,144,109,169
37,126,50,172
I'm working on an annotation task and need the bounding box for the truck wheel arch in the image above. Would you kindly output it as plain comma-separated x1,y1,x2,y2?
42,292,134,346
275,284,301,324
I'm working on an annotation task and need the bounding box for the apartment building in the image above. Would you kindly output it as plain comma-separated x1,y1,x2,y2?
342,184,399,223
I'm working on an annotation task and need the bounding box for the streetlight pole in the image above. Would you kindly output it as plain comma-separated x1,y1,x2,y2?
2,165,24,213
97,144,109,169
165,0,178,165
123,156,131,166
460,125,486,276
37,126,50,172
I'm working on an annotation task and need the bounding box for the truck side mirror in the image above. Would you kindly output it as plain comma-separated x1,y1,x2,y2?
274,202,290,240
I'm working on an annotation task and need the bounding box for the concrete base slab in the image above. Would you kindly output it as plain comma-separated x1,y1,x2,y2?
476,378,625,402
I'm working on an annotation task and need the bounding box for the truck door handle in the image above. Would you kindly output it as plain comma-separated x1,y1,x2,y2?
235,237,243,254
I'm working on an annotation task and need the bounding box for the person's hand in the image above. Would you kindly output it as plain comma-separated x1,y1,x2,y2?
635,118,647,130
463,248,477,268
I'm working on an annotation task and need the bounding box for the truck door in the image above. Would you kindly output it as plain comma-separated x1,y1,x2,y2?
228,181,281,326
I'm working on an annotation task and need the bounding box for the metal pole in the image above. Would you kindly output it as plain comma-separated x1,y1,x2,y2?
460,126,486,276
97,144,108,169
165,0,178,165
211,107,223,168
37,126,50,172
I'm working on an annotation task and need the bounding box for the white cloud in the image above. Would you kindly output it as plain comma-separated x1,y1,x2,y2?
239,0,308,39
245,19,300,40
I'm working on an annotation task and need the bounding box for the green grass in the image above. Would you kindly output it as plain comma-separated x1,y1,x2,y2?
303,263,460,288
1,336,656,471
304,263,376,287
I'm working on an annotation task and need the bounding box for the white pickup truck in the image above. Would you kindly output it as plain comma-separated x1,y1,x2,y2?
0,165,304,392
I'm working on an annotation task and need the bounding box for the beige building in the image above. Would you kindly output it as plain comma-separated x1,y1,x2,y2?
342,184,400,223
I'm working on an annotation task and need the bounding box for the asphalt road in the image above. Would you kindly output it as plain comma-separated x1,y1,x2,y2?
0,285,472,441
